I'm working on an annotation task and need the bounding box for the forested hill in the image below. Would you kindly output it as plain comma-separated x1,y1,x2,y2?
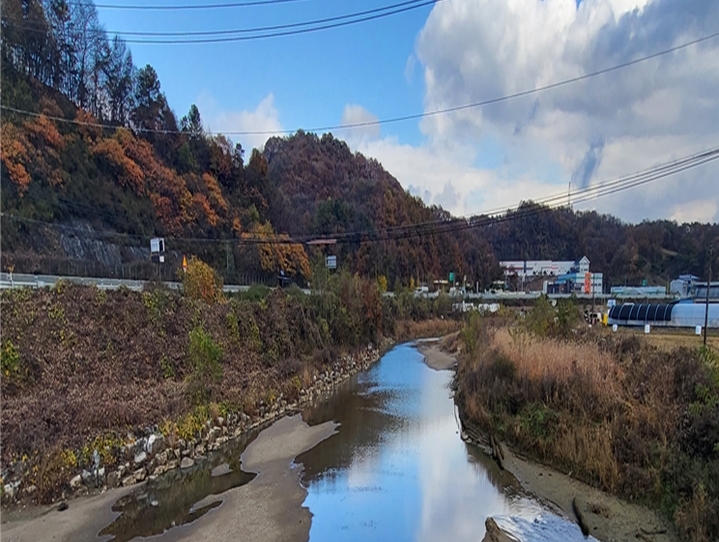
1,0,717,289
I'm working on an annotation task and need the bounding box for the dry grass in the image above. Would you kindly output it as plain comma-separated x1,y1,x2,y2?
493,327,625,406
613,327,719,351
454,316,719,541
394,318,461,342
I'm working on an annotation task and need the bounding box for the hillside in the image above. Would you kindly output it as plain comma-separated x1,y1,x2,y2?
1,0,717,288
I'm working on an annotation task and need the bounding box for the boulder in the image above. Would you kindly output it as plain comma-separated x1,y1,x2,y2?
180,457,194,469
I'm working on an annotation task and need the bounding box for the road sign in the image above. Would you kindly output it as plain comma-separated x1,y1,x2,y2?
151,238,165,253
449,272,455,283
326,255,337,270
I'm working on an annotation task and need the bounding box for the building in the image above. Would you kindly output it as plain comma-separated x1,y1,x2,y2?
546,271,603,295
669,275,719,301
608,302,719,328
670,275,699,299
500,256,590,278
610,286,667,297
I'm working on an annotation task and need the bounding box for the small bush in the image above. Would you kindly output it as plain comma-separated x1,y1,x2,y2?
187,326,223,404
183,257,223,304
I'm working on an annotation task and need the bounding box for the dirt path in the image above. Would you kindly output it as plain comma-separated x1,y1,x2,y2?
0,415,338,542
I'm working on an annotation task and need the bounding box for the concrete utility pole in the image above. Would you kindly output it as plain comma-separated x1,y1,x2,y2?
704,243,714,347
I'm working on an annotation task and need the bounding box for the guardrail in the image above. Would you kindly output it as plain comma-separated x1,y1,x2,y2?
0,273,250,293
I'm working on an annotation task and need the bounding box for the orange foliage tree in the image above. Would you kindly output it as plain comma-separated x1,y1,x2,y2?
241,222,311,279
183,256,223,303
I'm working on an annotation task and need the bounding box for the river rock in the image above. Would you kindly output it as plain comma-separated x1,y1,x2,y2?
70,474,82,490
180,457,194,469
134,451,147,466
195,444,205,456
81,469,94,486
211,463,232,477
146,434,165,456
153,464,169,477
3,483,15,501
106,471,120,489
155,450,168,466
134,468,147,482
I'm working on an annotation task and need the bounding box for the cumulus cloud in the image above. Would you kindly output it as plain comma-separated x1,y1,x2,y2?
340,104,381,145
390,0,719,222
196,92,283,151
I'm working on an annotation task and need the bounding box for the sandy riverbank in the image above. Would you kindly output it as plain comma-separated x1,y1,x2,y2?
417,341,458,371
1,415,338,542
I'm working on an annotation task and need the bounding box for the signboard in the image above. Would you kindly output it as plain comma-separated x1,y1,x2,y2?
449,272,455,283
326,255,337,270
150,238,165,254
584,272,592,294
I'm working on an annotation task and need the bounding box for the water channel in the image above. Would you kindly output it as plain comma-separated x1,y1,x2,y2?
104,343,589,541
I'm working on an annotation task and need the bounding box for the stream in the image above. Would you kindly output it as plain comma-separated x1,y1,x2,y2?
102,343,591,541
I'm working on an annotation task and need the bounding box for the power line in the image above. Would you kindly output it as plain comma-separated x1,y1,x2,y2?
90,0,309,10
5,0,441,43
3,145,717,246
3,30,717,135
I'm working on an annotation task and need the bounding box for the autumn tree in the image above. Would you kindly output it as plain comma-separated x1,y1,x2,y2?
183,256,223,303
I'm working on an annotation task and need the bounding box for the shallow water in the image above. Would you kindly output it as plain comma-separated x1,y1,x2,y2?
102,343,589,541
297,343,546,541
99,430,257,541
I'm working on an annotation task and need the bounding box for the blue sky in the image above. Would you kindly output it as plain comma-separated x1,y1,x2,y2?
97,0,431,146
95,0,719,224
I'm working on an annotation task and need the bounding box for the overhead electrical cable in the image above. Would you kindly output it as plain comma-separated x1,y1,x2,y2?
89,0,309,10
4,0,442,43
3,145,717,246
6,0,436,37
3,30,717,134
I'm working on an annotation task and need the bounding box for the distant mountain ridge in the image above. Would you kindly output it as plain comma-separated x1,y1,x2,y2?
2,0,717,288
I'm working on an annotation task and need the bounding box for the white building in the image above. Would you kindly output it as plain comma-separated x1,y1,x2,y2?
501,256,590,278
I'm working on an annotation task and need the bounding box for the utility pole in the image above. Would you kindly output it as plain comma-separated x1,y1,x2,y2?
704,243,714,347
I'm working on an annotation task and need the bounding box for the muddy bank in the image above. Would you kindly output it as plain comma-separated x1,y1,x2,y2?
464,424,676,542
417,341,458,371
1,415,338,542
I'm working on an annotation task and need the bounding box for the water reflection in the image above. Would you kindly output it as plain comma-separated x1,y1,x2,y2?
298,344,543,542
99,430,257,542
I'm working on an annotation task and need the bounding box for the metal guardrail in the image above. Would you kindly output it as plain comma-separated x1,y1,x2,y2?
0,273,250,293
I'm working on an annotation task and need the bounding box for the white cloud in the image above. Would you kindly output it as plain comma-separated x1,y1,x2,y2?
380,0,719,223
340,104,381,145
196,92,283,152
671,199,718,224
